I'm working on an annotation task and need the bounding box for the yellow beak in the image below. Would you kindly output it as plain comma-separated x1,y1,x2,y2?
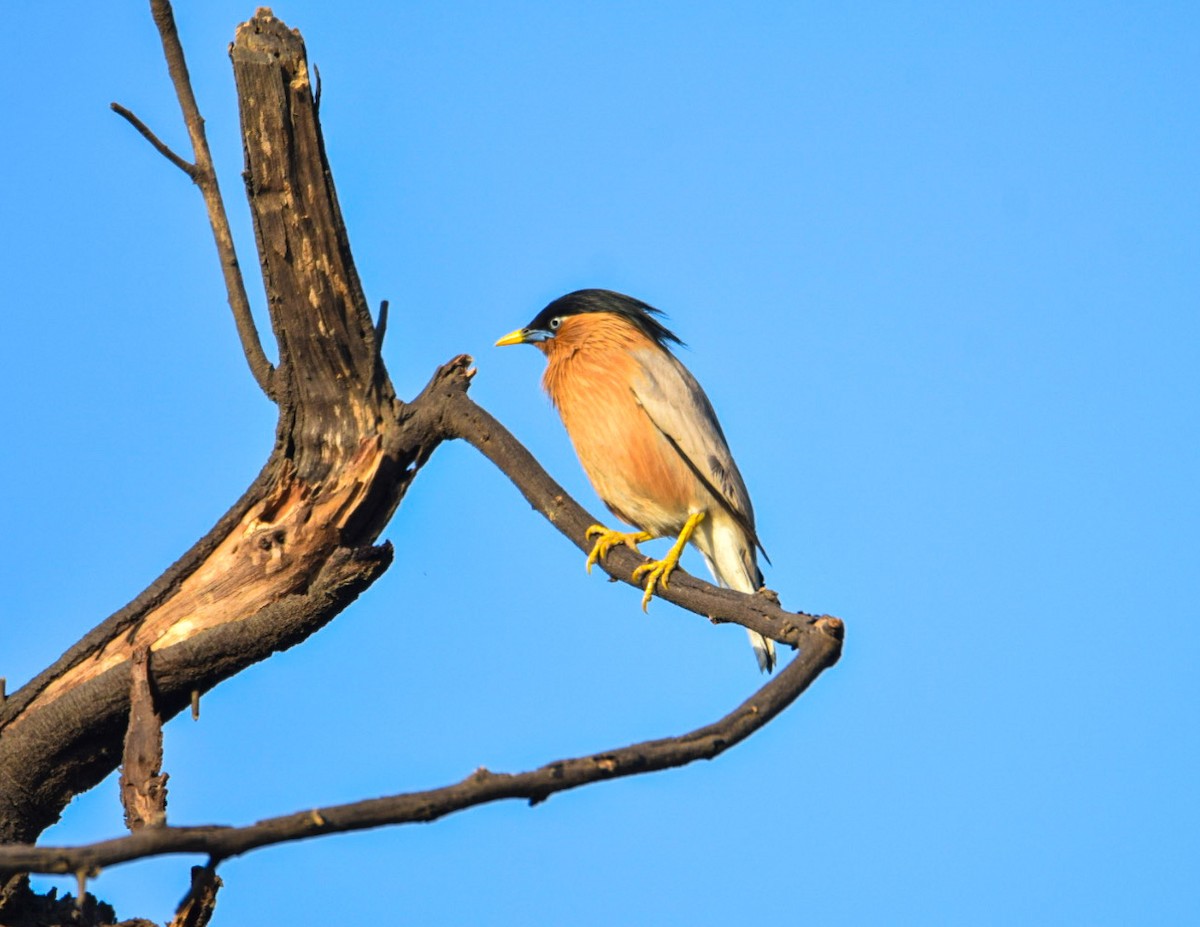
494,328,528,347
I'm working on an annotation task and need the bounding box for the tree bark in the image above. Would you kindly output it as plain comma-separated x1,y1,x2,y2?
0,8,412,847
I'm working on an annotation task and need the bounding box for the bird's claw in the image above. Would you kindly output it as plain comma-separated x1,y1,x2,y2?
585,525,650,574
631,555,682,612
628,510,704,611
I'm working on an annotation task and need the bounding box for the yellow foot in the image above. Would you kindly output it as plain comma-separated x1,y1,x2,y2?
630,511,706,612
631,558,679,611
585,525,651,574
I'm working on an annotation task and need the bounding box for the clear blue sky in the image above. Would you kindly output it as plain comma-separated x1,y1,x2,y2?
3,2,1197,924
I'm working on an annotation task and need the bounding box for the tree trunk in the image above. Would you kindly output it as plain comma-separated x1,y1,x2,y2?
0,8,425,848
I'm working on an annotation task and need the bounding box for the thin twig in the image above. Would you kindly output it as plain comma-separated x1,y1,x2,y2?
110,103,196,178
376,299,389,349
371,299,390,385
144,0,275,398
0,629,840,877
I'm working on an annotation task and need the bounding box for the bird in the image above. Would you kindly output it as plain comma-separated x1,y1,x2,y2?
495,288,775,672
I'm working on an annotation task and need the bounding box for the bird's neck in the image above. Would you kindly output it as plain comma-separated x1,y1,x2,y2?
540,315,658,408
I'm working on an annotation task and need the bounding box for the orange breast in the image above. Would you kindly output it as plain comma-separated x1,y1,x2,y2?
541,314,699,537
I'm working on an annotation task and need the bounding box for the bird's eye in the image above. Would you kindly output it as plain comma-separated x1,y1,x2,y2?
549,317,561,329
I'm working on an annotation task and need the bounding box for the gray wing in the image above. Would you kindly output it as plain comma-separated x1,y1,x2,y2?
630,347,769,561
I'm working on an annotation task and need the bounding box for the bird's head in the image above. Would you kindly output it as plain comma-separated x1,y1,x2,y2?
494,289,683,353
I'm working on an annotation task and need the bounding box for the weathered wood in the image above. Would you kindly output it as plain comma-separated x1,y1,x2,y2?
0,8,418,846
118,648,168,831
168,865,222,927
231,10,387,475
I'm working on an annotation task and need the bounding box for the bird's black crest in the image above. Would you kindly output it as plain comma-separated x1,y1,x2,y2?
528,289,683,348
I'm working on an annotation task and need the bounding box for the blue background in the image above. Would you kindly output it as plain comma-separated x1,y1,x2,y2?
2,2,1197,923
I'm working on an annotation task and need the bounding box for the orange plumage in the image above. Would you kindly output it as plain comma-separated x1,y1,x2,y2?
539,314,699,534
496,289,775,672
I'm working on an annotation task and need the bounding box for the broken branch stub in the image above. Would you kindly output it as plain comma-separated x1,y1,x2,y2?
118,648,168,830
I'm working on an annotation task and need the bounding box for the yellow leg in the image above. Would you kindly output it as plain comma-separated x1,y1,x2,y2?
585,524,652,574
631,511,706,612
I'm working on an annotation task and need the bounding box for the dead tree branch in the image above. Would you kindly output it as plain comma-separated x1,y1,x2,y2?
0,627,840,877
110,102,196,178
118,0,275,396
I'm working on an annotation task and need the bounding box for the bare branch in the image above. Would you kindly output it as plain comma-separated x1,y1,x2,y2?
0,628,839,877
110,103,196,177
141,0,275,398
429,357,833,652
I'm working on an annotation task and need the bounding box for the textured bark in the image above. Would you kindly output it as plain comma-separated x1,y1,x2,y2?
0,8,413,847
118,648,168,831
168,866,221,927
